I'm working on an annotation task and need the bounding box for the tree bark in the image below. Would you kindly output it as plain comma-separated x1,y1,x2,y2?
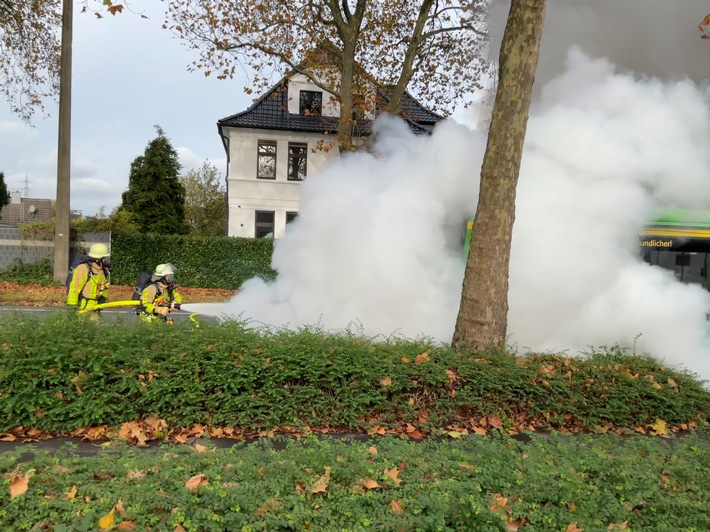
338,44,356,153
452,0,547,352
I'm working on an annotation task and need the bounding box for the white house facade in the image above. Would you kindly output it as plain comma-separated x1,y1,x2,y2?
218,73,444,238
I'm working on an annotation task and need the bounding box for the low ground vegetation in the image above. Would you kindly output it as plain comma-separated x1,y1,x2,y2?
1,434,709,530
1,313,707,440
1,272,709,530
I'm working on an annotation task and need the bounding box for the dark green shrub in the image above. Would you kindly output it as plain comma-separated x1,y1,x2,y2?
0,313,707,434
0,258,57,286
110,232,275,289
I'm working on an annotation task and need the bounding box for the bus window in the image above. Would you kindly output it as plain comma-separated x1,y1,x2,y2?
650,251,709,287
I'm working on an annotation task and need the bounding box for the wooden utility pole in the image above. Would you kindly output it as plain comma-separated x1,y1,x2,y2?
53,0,73,282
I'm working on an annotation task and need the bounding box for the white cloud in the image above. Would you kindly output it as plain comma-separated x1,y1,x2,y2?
176,146,227,178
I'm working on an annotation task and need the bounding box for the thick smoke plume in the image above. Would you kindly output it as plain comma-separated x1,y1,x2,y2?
186,1,710,382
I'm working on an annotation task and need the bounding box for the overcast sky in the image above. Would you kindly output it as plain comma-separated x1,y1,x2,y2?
0,1,252,216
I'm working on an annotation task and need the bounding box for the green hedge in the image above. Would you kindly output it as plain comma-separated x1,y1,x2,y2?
1,313,708,434
110,232,276,289
1,231,276,290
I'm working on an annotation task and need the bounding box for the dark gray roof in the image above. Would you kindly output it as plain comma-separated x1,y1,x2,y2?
381,87,444,126
217,78,445,137
0,198,53,227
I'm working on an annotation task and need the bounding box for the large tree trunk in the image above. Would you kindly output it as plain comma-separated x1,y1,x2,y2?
337,53,356,153
452,0,547,352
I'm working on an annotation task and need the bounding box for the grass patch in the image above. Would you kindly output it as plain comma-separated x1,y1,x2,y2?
1,312,708,438
1,434,709,530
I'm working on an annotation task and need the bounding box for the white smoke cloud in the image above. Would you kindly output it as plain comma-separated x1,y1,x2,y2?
185,3,710,383
508,49,710,382
199,117,482,340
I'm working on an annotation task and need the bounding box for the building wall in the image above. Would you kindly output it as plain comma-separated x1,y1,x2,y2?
287,73,340,117
0,228,111,273
225,127,339,238
286,73,376,119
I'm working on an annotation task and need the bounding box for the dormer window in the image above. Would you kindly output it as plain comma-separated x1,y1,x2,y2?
299,90,322,116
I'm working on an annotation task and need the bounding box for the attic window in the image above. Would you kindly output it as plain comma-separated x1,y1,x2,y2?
299,90,322,116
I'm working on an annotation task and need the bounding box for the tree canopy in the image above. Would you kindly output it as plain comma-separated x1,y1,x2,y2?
163,0,488,151
120,126,189,235
180,161,227,237
0,1,143,122
0,0,61,122
71,206,140,234
0,171,9,215
700,13,710,39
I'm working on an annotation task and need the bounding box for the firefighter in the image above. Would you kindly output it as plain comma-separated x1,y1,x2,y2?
138,263,183,323
66,243,111,315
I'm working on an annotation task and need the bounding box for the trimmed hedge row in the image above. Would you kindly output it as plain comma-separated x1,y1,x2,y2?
109,232,276,289
1,313,708,434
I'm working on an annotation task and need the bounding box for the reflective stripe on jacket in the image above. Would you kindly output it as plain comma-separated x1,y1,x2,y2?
140,282,182,315
67,262,109,306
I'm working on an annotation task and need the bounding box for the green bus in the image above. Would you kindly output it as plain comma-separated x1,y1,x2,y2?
640,209,710,288
463,209,710,290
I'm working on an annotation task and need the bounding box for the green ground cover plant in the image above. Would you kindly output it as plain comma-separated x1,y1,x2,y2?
1,313,708,438
0,258,57,286
1,434,709,531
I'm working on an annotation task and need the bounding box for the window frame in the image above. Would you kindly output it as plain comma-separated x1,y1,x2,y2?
254,210,275,238
299,90,322,116
256,140,277,180
287,142,308,181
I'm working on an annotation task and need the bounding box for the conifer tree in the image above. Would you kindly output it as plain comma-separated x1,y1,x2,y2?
0,172,9,212
120,126,189,234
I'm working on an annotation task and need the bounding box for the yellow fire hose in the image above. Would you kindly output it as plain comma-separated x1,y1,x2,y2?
78,301,201,327
77,300,140,315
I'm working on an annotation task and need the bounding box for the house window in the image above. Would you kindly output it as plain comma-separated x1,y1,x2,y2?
299,90,322,116
286,211,298,225
255,210,275,238
257,141,277,179
288,143,307,181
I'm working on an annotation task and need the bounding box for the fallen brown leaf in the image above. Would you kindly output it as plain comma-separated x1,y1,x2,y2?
385,467,402,485
9,473,29,498
360,478,381,489
185,474,208,490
